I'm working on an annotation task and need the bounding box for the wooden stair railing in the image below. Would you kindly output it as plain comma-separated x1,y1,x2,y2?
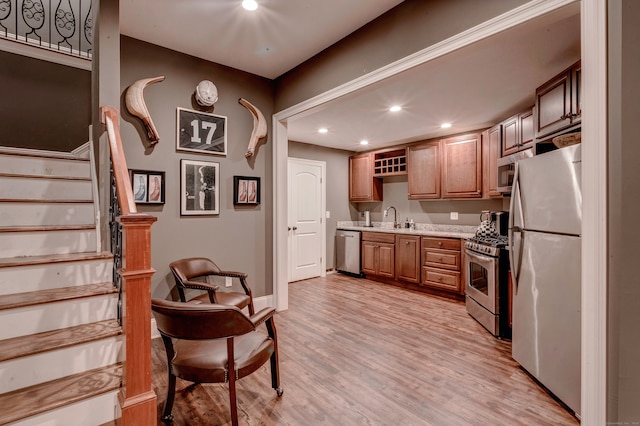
101,106,157,425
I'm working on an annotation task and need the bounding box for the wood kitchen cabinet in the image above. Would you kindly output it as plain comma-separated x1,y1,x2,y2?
349,152,382,202
361,232,395,278
421,237,463,293
441,133,482,198
395,234,421,283
501,107,534,157
407,141,440,199
482,125,502,198
535,60,581,139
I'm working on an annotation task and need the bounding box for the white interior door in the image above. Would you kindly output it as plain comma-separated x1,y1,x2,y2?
288,158,326,282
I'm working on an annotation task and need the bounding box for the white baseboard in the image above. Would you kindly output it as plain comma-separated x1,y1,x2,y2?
150,294,274,339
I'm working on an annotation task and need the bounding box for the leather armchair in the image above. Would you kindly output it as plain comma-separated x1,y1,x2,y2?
152,299,283,425
169,257,255,315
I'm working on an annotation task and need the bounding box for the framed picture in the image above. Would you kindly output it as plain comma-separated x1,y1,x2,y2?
181,159,220,215
176,107,227,156
129,169,165,204
233,176,260,205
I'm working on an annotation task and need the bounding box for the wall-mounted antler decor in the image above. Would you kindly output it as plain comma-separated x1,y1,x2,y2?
125,76,165,145
238,97,267,158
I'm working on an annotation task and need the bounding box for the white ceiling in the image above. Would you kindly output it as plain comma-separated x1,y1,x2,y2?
120,1,581,153
119,0,403,79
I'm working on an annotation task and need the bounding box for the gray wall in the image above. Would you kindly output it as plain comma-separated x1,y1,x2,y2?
274,0,530,111
608,0,640,422
288,140,357,270
0,51,90,151
119,36,274,300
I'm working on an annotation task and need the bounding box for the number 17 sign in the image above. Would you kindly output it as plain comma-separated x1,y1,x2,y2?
177,107,227,156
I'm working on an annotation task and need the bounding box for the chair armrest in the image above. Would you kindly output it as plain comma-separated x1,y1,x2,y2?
213,270,253,297
214,270,248,279
182,279,220,293
250,307,276,328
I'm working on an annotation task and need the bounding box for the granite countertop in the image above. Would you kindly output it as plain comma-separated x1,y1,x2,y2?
337,221,477,240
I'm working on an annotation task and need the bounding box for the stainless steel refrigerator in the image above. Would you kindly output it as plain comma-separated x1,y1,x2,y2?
508,143,581,415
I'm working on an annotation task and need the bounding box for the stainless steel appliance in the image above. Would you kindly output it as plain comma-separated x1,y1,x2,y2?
497,148,534,193
336,230,362,276
464,224,511,339
509,144,581,416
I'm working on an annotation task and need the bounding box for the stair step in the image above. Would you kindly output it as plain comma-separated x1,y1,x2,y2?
0,172,91,181
0,200,95,227
0,251,113,269
0,282,116,311
0,175,93,201
0,290,118,340
0,319,121,363
0,363,122,425
0,146,90,160
0,226,97,258
0,149,90,179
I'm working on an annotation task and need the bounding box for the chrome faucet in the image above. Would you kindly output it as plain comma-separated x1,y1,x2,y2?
383,206,399,228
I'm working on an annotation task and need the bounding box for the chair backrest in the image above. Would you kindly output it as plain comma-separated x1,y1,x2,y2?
169,257,222,285
151,299,255,340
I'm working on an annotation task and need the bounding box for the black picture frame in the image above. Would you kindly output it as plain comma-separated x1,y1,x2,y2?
176,107,227,156
129,169,165,204
233,176,260,205
181,159,220,215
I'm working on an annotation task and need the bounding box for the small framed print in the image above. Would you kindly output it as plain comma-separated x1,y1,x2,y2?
233,176,260,205
129,169,165,204
177,107,227,156
181,159,220,215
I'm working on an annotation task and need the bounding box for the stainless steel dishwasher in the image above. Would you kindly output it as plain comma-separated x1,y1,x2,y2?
336,230,362,276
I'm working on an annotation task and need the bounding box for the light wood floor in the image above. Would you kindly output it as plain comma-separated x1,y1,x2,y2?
151,273,579,425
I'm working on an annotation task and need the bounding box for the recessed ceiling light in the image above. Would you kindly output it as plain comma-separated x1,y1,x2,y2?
360,140,369,145
441,123,452,129
389,105,402,112
318,128,328,134
242,0,258,11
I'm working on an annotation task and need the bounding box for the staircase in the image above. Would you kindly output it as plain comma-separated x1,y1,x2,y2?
0,145,122,425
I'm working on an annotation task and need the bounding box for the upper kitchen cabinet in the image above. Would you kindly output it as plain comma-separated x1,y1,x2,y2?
535,60,581,139
441,133,482,198
349,152,382,202
373,148,407,177
501,107,534,156
407,141,440,200
482,125,502,198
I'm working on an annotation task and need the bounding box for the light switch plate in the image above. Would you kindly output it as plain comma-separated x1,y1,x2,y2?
326,211,330,218
225,277,232,287
450,212,459,220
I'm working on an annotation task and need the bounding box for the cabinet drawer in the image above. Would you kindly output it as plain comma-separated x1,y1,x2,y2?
362,232,396,244
421,237,461,251
422,267,461,292
423,248,460,271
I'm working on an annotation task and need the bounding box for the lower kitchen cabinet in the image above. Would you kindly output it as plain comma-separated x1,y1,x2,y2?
395,234,421,283
362,232,395,278
421,237,463,294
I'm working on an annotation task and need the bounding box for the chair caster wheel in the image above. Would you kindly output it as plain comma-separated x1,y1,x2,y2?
276,387,284,397
161,414,174,424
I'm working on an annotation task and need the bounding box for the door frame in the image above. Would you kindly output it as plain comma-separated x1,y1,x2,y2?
273,1,607,422
287,157,327,282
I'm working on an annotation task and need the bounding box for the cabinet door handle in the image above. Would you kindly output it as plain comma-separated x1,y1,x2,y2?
438,242,443,247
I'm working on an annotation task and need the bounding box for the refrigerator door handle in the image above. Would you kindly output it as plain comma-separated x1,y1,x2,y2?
509,162,524,287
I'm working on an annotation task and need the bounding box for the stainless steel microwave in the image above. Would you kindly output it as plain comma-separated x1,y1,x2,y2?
496,148,534,193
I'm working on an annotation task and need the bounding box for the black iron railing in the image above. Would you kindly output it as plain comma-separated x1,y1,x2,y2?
109,165,123,324
0,0,92,58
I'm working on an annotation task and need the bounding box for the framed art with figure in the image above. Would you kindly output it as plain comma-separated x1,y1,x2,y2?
129,169,165,204
233,176,260,205
181,159,220,215
177,107,227,156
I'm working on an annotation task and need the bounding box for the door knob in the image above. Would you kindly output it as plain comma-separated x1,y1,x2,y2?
292,226,298,231
288,227,291,231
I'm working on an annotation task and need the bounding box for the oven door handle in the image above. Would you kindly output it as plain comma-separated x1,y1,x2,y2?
464,249,495,264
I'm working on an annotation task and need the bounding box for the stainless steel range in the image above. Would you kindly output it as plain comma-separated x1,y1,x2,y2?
464,232,511,339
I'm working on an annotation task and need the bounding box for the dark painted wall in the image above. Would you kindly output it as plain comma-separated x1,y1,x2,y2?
0,51,90,151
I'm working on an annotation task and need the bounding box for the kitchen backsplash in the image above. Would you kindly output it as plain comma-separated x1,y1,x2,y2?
337,221,478,234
